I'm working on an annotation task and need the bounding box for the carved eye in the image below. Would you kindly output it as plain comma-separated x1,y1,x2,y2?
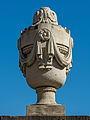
57,44,69,57
22,45,33,58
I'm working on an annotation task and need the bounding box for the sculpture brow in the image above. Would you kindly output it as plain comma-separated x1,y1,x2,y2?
56,43,69,48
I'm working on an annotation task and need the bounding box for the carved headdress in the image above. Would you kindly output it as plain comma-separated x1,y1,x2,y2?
33,7,58,26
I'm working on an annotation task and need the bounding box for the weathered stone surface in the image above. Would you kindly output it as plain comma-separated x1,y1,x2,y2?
1,116,90,120
17,7,73,106
26,104,65,116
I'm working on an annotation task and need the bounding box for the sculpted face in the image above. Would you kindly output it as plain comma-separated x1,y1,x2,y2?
18,7,73,90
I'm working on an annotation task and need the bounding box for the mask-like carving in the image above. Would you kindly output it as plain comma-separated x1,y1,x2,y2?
17,7,73,105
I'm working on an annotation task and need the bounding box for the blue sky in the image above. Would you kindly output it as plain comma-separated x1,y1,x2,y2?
0,0,90,116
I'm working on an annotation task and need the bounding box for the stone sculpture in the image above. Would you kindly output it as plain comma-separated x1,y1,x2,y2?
17,7,73,116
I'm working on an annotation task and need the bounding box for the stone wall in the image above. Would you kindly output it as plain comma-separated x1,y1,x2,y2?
1,116,90,120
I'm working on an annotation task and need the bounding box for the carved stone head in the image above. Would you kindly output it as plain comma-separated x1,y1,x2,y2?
18,7,73,104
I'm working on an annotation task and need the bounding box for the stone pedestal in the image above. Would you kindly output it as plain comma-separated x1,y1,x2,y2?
36,87,56,104
26,104,65,116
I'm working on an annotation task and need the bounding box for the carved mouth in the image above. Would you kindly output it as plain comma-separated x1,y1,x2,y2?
56,43,69,57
